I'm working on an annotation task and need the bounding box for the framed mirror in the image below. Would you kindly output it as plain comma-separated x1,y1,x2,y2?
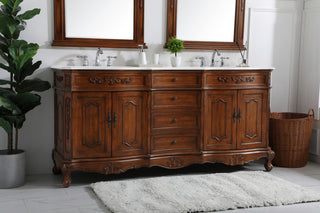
166,0,246,50
53,0,145,48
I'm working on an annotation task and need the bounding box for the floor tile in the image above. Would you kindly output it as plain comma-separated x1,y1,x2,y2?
1,161,320,213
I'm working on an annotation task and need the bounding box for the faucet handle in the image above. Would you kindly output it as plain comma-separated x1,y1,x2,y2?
220,56,230,67
106,56,117,67
195,57,205,67
77,55,89,66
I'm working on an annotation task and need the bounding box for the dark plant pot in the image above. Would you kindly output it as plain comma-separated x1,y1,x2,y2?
0,150,26,188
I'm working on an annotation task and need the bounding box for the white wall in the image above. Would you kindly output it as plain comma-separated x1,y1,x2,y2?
0,0,302,174
246,0,302,112
298,0,320,162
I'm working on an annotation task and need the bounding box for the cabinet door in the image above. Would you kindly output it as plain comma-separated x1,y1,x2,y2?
112,92,148,157
237,90,268,149
204,90,237,150
72,92,112,158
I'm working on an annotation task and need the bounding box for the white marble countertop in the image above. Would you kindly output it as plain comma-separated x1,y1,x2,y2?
51,65,274,71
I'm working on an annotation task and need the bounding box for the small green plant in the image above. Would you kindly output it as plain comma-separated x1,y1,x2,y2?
167,37,184,56
0,0,51,154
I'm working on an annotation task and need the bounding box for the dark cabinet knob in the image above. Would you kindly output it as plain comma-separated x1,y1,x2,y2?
172,140,177,145
173,78,178,82
173,118,178,123
173,96,178,101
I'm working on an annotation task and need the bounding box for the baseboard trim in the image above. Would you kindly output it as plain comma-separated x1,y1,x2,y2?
309,153,320,163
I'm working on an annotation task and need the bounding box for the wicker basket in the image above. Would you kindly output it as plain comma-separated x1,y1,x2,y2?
269,109,314,168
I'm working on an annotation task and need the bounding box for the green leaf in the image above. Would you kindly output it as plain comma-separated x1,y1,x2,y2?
15,78,50,93
0,96,21,115
0,79,11,85
12,92,41,114
19,60,41,82
0,62,10,72
0,49,8,61
167,37,184,54
0,87,14,97
5,0,23,15
0,15,19,37
0,1,8,5
0,117,12,133
12,24,25,39
18,8,40,20
8,40,39,70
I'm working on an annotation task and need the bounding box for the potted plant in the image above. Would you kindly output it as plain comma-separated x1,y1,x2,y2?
0,0,51,188
167,37,184,67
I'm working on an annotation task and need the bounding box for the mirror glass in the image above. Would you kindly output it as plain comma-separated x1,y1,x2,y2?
65,0,134,40
176,0,236,42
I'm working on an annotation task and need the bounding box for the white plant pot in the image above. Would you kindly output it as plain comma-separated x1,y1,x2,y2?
0,150,26,188
171,56,182,67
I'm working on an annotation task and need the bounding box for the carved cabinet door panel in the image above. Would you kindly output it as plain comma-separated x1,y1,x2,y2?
237,90,268,149
204,90,237,150
72,92,112,158
112,92,148,157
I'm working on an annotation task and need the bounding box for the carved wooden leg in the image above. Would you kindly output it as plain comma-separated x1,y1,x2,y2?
52,150,61,175
61,164,72,187
264,148,275,171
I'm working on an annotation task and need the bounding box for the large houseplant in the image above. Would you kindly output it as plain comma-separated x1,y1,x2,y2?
167,37,184,67
0,0,51,188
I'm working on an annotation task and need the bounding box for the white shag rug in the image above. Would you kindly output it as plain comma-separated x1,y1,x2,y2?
91,171,320,213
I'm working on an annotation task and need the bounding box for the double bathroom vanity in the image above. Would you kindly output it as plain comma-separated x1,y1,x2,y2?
51,0,275,187
52,66,274,187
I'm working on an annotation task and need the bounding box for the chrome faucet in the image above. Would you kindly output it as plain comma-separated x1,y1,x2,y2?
95,48,103,66
211,50,221,67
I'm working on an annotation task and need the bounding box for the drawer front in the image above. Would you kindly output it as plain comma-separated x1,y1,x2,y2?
152,73,201,88
151,135,199,154
205,72,270,89
72,73,150,91
152,112,200,130
152,91,201,109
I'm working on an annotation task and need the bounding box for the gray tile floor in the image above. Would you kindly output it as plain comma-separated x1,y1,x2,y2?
1,161,320,213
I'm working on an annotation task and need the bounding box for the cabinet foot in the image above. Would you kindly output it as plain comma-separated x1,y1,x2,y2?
52,150,61,175
52,166,61,175
61,164,72,187
264,148,275,172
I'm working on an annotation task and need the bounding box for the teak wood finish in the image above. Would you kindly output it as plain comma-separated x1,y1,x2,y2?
52,0,145,48
53,68,274,187
166,0,246,50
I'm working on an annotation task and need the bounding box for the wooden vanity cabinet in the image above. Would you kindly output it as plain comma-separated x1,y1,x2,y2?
52,68,274,187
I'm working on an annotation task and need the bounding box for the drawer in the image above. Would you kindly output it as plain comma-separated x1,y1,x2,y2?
152,73,201,88
152,112,200,131
151,135,199,154
152,91,201,109
204,72,269,89
71,72,150,91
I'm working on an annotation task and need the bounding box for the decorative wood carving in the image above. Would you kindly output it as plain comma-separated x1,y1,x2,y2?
89,77,132,85
245,134,258,139
56,75,63,82
65,97,71,141
217,77,230,83
65,74,71,88
217,76,255,84
230,154,245,165
166,157,184,168
104,163,126,174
